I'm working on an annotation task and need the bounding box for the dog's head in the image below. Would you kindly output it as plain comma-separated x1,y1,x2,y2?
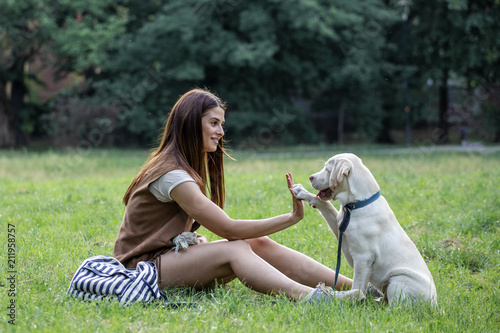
309,153,379,203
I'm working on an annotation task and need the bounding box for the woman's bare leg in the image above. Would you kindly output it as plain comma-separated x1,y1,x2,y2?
245,237,353,290
158,239,314,301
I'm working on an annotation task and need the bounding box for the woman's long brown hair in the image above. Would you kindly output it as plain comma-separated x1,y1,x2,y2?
123,88,231,208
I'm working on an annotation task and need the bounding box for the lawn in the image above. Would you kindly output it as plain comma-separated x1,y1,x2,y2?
0,146,499,332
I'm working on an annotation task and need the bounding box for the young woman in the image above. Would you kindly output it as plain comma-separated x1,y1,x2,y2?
112,88,362,302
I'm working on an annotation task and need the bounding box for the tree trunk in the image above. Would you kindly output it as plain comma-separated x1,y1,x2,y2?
437,69,449,143
0,81,16,148
9,59,28,146
376,112,394,143
337,102,345,144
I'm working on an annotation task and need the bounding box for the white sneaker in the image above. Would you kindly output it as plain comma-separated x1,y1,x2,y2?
302,283,365,303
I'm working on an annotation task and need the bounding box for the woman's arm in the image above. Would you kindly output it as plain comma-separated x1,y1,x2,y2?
170,173,304,240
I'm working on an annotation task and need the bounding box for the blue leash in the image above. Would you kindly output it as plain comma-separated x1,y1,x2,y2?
333,207,350,289
333,192,380,289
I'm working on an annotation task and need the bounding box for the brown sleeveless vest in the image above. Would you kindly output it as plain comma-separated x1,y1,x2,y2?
113,163,200,268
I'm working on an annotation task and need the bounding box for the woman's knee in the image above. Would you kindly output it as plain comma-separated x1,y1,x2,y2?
225,239,253,256
245,236,277,252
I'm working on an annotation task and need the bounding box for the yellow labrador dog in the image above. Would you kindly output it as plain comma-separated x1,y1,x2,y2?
293,153,437,306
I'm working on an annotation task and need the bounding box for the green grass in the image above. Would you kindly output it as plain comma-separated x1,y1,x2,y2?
1,146,499,332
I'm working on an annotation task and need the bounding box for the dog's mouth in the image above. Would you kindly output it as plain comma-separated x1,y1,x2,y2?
316,188,333,200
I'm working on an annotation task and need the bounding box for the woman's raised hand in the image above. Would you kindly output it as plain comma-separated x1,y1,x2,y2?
286,172,304,223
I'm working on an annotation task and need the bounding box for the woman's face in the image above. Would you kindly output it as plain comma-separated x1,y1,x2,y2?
201,106,225,152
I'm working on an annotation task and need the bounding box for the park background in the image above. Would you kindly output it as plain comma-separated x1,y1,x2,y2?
1,0,499,150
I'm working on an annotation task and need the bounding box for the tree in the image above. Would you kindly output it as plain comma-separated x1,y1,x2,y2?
0,0,126,148
308,0,398,143
405,0,500,143
0,80,15,147
0,0,48,147
88,0,397,146
6,0,497,148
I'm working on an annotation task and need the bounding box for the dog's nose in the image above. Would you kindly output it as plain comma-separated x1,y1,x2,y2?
309,175,314,181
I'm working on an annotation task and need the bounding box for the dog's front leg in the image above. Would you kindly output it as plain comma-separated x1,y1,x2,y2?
352,257,373,295
292,184,340,238
315,202,340,239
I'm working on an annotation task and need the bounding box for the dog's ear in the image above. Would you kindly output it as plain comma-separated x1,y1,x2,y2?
329,158,353,190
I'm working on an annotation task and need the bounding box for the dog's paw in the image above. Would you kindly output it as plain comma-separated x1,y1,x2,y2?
292,184,310,199
292,184,320,208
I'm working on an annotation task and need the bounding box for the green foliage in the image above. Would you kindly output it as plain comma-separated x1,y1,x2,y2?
86,0,398,145
0,0,128,145
0,147,499,332
41,90,119,147
401,0,500,136
49,1,127,71
1,0,500,147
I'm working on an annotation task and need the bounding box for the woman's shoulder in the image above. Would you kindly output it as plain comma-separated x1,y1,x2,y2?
159,169,194,182
143,157,182,181
149,169,196,203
